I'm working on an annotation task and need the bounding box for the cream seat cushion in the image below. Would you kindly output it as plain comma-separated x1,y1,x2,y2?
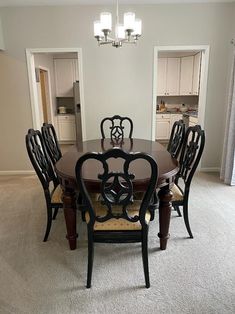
51,185,100,204
51,185,63,204
85,201,151,231
172,184,184,202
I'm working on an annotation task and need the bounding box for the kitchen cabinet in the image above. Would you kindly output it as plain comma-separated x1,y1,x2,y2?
54,59,79,97
156,114,171,140
192,52,201,95
170,114,183,126
157,58,180,96
189,116,198,127
179,54,201,96
156,113,182,140
57,115,76,141
180,56,194,95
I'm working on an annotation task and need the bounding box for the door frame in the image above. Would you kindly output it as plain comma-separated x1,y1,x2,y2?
152,45,210,142
37,66,54,125
26,47,86,140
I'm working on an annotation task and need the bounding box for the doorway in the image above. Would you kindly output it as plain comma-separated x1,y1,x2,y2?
152,45,210,144
26,48,86,141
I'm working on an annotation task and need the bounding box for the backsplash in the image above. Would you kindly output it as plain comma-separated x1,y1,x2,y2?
157,95,198,111
56,97,74,114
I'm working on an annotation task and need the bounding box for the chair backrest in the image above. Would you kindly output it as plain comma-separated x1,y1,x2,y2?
177,125,205,187
25,129,58,190
167,119,185,159
41,123,62,165
75,148,158,229
100,115,133,141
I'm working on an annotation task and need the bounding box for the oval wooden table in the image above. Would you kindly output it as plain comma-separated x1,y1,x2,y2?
55,138,178,251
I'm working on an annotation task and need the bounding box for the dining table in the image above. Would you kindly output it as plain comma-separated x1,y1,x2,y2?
55,138,179,251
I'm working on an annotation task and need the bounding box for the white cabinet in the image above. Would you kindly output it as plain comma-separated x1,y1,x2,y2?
156,114,171,140
189,116,198,127
180,54,201,96
157,58,180,96
170,114,183,126
156,113,182,140
180,56,194,95
192,52,201,95
57,115,76,141
157,58,167,96
54,59,79,97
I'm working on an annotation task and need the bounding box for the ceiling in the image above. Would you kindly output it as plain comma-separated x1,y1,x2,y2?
0,0,235,7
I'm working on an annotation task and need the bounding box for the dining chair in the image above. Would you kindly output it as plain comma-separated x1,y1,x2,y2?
25,129,63,241
172,125,205,238
41,123,62,165
100,115,133,141
167,119,186,159
75,148,158,288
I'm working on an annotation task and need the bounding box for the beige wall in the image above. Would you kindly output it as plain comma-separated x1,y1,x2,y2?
0,3,234,172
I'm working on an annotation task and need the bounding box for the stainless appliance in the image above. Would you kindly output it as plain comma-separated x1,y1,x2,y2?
73,81,82,141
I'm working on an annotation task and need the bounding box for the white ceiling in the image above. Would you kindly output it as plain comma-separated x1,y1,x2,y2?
0,0,235,7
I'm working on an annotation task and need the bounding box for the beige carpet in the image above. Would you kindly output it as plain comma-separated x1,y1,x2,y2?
0,173,235,314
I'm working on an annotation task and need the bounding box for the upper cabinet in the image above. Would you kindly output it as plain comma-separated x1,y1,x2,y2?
157,52,201,97
157,58,180,96
0,18,5,50
54,58,79,97
180,56,194,95
192,52,201,95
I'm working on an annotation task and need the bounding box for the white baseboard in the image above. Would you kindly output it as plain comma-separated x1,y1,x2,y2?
0,170,35,176
200,167,220,173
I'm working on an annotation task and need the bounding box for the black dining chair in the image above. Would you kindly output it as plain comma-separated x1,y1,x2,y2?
75,148,158,288
25,129,63,241
167,119,186,159
41,123,62,165
171,125,205,238
100,115,133,141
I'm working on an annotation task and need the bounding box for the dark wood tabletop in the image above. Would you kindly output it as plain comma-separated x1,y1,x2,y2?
55,138,179,250
56,138,178,187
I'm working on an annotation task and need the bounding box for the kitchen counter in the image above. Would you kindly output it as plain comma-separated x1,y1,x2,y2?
56,113,75,116
183,111,198,118
156,111,177,114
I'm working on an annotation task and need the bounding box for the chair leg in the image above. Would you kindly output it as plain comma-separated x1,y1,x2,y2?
43,206,53,242
141,230,150,288
183,203,193,238
53,208,59,220
86,231,94,288
174,205,182,217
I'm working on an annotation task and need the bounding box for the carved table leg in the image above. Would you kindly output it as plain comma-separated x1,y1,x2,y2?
158,185,173,250
62,187,78,250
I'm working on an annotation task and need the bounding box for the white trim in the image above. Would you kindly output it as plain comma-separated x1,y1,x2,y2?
0,171,35,176
152,45,210,141
25,47,86,140
37,66,55,127
200,167,220,172
152,45,210,171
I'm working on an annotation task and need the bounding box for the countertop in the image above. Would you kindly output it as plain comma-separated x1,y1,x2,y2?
156,111,198,117
56,113,75,116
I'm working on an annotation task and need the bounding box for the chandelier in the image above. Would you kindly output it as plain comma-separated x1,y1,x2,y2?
93,0,142,48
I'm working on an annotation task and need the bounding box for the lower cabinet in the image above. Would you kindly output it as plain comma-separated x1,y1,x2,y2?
57,115,76,141
156,114,171,140
189,116,198,127
156,113,182,140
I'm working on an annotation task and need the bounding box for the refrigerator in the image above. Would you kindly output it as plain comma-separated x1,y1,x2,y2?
73,81,82,142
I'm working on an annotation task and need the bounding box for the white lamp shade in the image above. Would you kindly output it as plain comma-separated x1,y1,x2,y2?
124,12,135,30
94,21,103,37
133,19,142,36
100,12,112,30
117,24,125,39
